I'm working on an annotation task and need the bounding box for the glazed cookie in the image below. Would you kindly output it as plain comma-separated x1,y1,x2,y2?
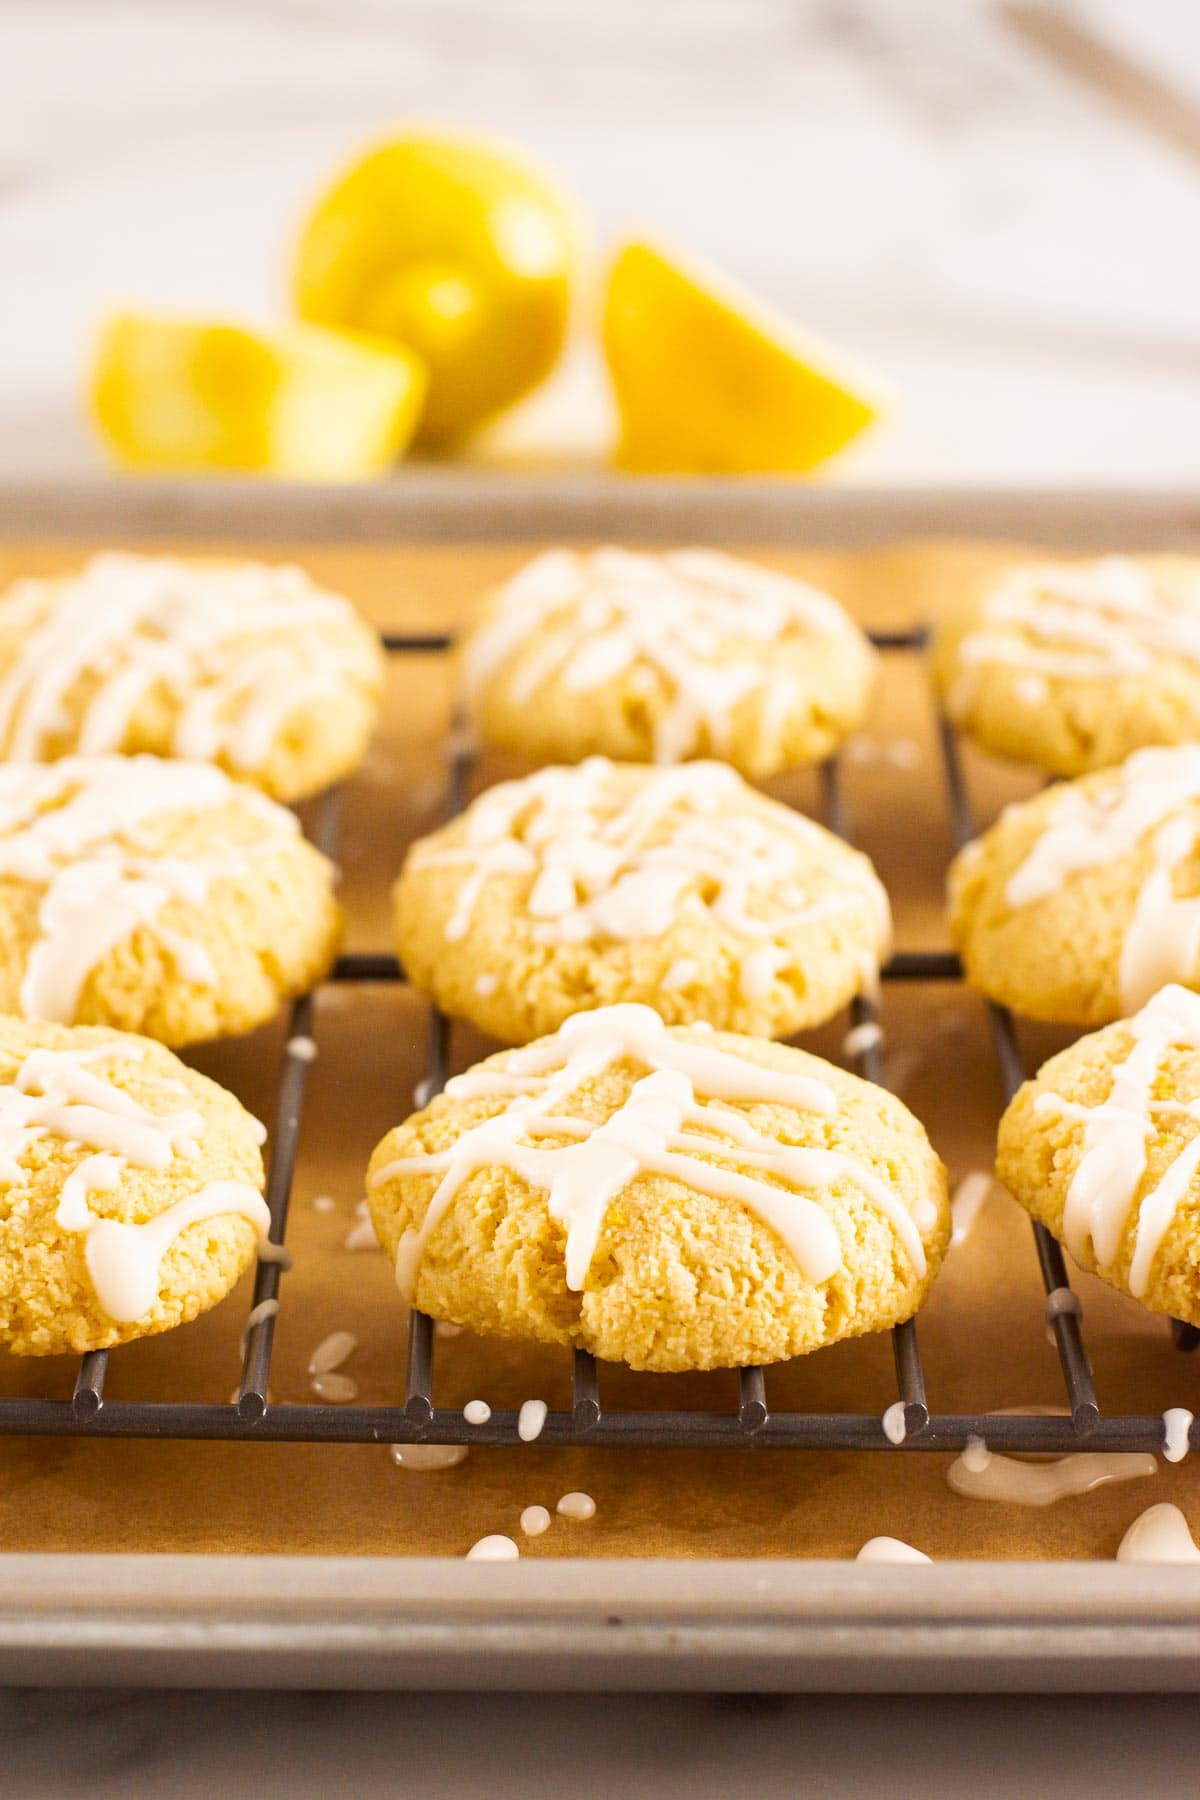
0,552,385,801
949,746,1200,1025
997,983,1200,1326
395,758,891,1043
0,1017,269,1355
367,1003,948,1372
459,546,877,777
0,756,341,1045
933,554,1200,777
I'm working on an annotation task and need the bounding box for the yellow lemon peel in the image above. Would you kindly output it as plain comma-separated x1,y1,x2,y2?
91,313,427,480
603,238,889,475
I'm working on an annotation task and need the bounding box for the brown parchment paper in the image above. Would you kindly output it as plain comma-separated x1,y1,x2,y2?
0,533,1195,1565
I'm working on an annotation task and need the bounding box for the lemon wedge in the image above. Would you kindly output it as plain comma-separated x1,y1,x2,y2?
91,313,427,479
292,131,580,447
603,239,888,475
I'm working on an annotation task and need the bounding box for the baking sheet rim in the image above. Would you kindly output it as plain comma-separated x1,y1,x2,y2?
2,1553,1200,1692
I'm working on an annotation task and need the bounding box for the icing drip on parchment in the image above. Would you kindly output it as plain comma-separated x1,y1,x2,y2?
947,1434,1156,1507
0,756,296,1022
1117,1504,1200,1563
370,1003,932,1301
0,553,377,770
950,558,1200,711
949,1171,995,1248
0,1042,269,1321
1033,984,1200,1297
411,757,889,1002
462,547,864,766
1001,748,1200,1011
856,1536,931,1563
465,1535,519,1562
390,1444,469,1471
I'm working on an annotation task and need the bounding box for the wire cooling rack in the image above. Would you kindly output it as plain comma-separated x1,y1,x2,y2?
0,626,1193,1461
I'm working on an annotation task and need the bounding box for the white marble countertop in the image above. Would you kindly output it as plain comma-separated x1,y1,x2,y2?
5,1686,1200,1797
4,1,1200,1787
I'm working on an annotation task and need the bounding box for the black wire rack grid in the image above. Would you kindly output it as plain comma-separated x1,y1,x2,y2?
0,626,1193,1461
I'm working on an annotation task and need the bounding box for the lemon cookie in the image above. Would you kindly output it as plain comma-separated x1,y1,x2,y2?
0,552,384,801
997,983,1200,1326
367,1003,948,1372
933,555,1200,777
460,547,877,777
949,746,1200,1025
0,756,341,1045
395,758,891,1043
0,1018,269,1355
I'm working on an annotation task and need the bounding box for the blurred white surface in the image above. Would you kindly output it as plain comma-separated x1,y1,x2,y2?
3,0,1199,483
4,1686,1200,1797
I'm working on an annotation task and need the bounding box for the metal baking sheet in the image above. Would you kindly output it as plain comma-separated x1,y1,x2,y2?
0,475,1198,1692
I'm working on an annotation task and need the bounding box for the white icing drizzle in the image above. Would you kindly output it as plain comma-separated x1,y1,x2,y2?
950,558,1200,714
1006,748,1200,906
881,1401,908,1446
308,1329,356,1375
466,1534,519,1561
311,1193,337,1213
1001,749,1200,1011
390,1443,469,1471
0,755,298,1023
1163,1407,1194,1464
475,973,499,999
310,1371,358,1403
0,553,377,771
856,1536,931,1563
517,1398,548,1442
947,1441,1156,1507
520,1504,552,1537
856,950,883,1009
1045,1286,1082,1326
950,1171,994,1248
154,929,217,989
0,1042,270,1322
411,758,890,1005
435,1320,465,1339
739,943,790,1002
370,1004,928,1304
1117,1503,1200,1563
344,1196,379,1251
255,1241,292,1270
556,1491,596,1521
239,1297,279,1350
842,1020,884,1060
464,1399,491,1425
463,547,865,766
287,1035,319,1063
1120,819,1200,1013
1033,984,1200,1296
